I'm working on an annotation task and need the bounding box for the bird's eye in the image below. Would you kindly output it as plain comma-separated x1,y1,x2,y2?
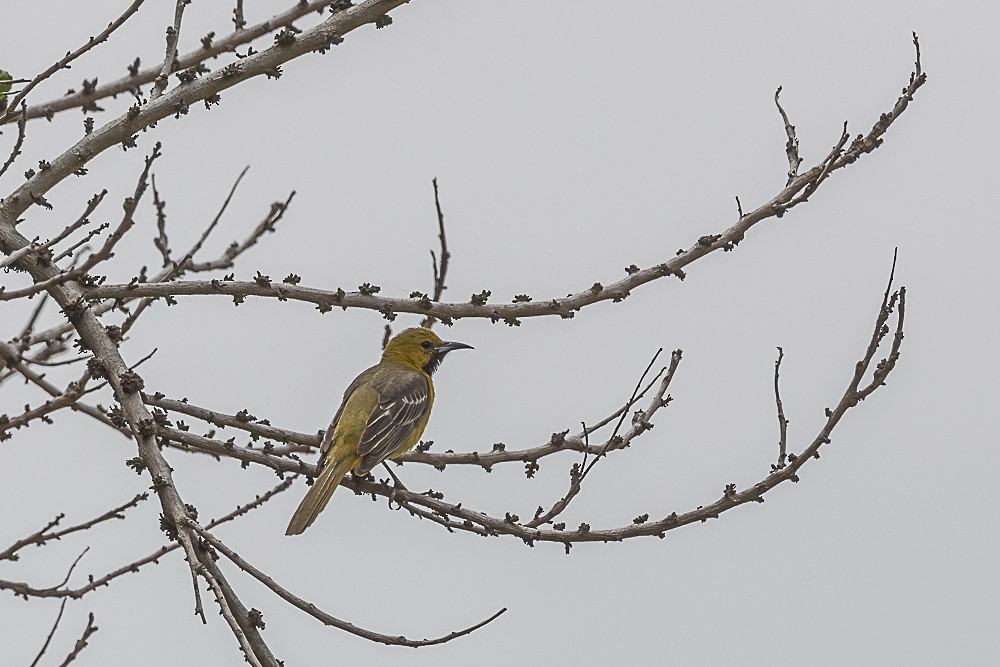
420,340,433,349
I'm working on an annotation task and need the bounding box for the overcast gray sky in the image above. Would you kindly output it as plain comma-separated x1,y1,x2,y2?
3,2,998,665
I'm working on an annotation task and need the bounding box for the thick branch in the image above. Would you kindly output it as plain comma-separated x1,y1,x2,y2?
0,0,409,226
2,1,358,125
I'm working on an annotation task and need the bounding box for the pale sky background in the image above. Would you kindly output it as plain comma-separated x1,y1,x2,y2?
2,2,998,665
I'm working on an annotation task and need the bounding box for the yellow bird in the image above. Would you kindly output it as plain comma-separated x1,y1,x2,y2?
285,327,473,535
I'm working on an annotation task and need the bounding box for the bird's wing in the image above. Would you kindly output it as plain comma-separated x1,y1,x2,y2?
317,376,362,465
356,372,430,474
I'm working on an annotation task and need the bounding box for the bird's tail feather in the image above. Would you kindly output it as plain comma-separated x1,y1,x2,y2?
285,456,354,535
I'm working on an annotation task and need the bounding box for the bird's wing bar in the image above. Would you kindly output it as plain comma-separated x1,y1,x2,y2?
356,374,430,475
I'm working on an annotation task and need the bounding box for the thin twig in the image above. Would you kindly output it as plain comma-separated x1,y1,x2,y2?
0,102,27,179
531,351,678,528
0,480,292,599
18,292,49,340
774,86,801,185
0,0,148,124
0,341,127,436
54,548,90,590
179,167,251,269
233,0,247,30
421,177,450,328
152,1,189,100
0,494,146,562
151,175,170,267
0,191,107,270
773,347,788,468
56,612,98,667
119,167,259,336
29,599,68,667
1,145,161,301
182,190,293,274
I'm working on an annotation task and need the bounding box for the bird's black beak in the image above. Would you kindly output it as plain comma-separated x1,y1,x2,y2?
436,341,474,354
424,340,473,375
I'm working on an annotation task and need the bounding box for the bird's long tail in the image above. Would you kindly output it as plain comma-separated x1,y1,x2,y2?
285,455,355,535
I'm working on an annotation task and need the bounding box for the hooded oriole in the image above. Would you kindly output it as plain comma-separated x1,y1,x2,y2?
285,327,472,535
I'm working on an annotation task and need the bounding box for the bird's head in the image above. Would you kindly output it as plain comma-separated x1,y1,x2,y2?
382,327,473,375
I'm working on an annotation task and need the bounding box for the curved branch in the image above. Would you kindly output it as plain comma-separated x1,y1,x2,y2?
79,36,925,326
29,599,68,667
190,523,507,648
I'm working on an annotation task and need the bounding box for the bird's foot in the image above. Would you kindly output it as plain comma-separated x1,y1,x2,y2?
383,462,407,509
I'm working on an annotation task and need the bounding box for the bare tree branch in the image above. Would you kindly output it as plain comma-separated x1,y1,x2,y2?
0,342,124,437
146,394,317,451
773,347,789,469
0,480,292,600
420,177,450,328
1,145,161,301
29,599,68,667
149,346,678,474
56,612,98,667
0,103,27,180
0,11,922,660
2,1,362,125
78,36,924,329
263,259,903,553
0,494,146,563
190,522,507,647
152,1,190,100
151,176,170,267
774,86,801,185
20,189,293,353
0,0,408,225
0,138,281,662
0,0,149,124
0,192,107,271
